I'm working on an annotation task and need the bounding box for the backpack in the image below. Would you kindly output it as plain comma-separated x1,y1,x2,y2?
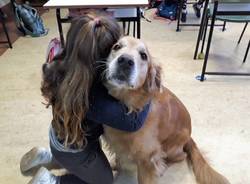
149,0,163,8
157,0,177,20
13,3,48,37
46,38,63,63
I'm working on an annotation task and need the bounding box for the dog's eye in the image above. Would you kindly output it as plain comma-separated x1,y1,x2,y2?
113,44,121,51
140,52,148,60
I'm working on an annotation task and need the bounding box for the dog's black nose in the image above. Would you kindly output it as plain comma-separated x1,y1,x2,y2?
117,55,134,68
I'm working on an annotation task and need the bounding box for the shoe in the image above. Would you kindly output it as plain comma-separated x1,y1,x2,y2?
20,147,52,173
28,167,57,184
181,11,187,22
193,3,201,18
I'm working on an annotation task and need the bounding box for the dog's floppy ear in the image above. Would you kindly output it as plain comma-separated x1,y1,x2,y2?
144,64,162,93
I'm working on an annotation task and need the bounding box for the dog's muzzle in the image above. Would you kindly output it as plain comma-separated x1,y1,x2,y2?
112,54,134,82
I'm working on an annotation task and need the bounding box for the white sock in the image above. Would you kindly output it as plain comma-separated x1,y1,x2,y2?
28,167,58,184
38,148,53,164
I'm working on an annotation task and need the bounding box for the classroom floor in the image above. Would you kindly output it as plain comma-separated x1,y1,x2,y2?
0,6,46,56
0,8,250,184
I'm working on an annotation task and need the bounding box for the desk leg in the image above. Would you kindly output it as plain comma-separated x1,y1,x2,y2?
222,21,226,32
200,1,218,81
10,0,15,14
133,21,136,37
243,40,250,63
0,10,12,48
193,0,209,59
200,12,209,56
176,0,183,32
122,21,126,34
136,7,141,39
238,22,248,44
56,9,65,48
127,21,130,35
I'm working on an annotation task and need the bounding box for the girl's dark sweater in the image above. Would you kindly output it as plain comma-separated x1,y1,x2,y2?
85,80,150,141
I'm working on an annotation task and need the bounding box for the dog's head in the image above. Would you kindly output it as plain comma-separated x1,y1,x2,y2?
106,36,162,93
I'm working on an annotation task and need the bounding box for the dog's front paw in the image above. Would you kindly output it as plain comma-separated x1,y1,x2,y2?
150,152,168,177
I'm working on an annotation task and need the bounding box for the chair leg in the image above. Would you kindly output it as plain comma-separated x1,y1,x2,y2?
222,21,226,32
127,21,130,35
136,7,141,39
200,0,218,81
122,21,126,34
243,40,250,63
193,0,209,59
10,0,16,13
133,21,136,37
176,0,184,32
199,12,209,57
238,22,248,44
0,9,12,48
56,9,65,48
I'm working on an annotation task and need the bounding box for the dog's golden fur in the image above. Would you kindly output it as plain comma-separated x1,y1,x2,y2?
104,37,229,184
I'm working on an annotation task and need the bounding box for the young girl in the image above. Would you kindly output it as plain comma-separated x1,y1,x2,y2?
21,12,150,184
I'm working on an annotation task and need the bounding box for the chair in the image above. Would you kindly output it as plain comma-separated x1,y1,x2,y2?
0,9,12,48
176,0,199,32
107,8,138,37
57,8,141,48
176,0,226,32
194,0,250,81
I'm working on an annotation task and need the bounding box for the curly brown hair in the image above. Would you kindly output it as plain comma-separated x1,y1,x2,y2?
41,12,122,148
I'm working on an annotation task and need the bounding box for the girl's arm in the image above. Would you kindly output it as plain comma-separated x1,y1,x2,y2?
86,82,150,132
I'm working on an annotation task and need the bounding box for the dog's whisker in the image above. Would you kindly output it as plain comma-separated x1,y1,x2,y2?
96,60,107,64
95,63,106,66
96,60,107,62
94,62,106,66
100,71,107,80
95,63,106,67
95,65,106,70
100,69,108,80
94,64,108,71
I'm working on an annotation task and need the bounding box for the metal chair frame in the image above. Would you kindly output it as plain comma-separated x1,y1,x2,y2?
56,8,141,48
176,0,226,32
0,9,12,48
238,22,249,63
194,0,250,81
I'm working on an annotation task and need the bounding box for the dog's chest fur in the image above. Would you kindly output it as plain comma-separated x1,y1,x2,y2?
103,109,162,168
103,87,164,165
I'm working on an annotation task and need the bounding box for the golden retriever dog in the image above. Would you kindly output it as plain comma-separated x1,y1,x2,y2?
103,36,230,184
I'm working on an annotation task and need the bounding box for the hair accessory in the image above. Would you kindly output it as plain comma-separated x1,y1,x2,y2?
94,18,101,27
